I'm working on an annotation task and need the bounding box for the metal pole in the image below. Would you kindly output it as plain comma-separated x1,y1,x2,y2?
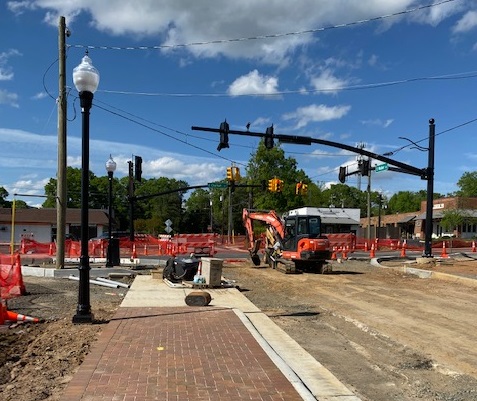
228,185,232,244
128,161,135,243
377,194,382,239
423,119,435,257
56,16,67,269
366,162,372,240
106,170,113,267
73,90,94,324
209,196,213,232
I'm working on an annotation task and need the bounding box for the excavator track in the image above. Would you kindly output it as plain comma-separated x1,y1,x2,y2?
275,258,301,274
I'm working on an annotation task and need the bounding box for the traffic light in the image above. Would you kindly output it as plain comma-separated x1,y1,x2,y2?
275,179,283,192
361,159,370,176
134,156,142,182
226,167,233,181
264,125,274,149
232,167,241,181
301,183,308,195
339,166,346,183
268,179,276,192
217,120,230,151
295,182,302,195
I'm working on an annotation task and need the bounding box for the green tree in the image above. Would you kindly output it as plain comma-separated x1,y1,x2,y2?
183,188,212,233
245,140,312,213
134,177,188,234
456,171,477,197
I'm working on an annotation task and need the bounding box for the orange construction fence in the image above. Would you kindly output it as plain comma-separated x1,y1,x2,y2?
0,253,26,299
20,233,220,258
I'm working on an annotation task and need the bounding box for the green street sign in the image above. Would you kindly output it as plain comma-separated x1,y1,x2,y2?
375,163,388,172
208,182,228,189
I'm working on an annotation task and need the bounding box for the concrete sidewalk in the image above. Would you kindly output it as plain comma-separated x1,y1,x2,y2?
58,274,360,401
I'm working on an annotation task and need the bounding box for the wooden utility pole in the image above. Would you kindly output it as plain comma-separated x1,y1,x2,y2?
56,16,67,269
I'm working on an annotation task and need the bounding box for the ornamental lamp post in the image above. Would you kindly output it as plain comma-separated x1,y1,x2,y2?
72,52,100,324
105,155,117,267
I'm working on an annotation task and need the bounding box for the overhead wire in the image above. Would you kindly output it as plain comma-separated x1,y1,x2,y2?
68,0,458,52
92,99,248,168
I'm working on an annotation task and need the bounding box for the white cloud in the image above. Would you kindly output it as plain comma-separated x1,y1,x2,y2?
310,69,350,95
360,118,394,128
32,92,48,100
0,49,21,81
0,89,19,107
227,70,279,96
9,1,473,64
283,104,351,129
453,10,477,34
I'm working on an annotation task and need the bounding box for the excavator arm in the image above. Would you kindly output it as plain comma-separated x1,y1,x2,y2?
242,208,285,266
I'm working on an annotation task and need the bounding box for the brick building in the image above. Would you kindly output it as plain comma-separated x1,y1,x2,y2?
360,197,477,240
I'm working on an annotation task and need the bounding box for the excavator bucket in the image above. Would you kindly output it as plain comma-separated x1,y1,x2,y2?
249,239,262,266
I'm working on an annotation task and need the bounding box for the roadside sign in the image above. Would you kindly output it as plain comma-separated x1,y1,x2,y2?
375,163,388,172
208,182,228,189
165,219,173,234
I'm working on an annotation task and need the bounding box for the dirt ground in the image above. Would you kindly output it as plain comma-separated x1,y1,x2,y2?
1,257,477,401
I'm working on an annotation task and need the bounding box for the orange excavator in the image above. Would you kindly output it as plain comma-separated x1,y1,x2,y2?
242,208,331,273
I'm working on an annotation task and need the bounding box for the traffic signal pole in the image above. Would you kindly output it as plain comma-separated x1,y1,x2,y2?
192,119,436,258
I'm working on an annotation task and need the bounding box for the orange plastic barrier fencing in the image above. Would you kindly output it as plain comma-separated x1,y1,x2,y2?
0,254,26,299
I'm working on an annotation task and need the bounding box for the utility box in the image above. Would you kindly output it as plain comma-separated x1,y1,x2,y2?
201,258,223,287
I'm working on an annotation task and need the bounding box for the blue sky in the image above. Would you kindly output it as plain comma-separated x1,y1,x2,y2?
1,0,477,207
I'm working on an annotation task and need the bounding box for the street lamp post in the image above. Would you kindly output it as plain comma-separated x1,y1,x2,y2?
105,155,117,267
72,52,100,324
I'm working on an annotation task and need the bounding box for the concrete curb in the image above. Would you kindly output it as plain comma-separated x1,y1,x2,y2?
373,257,477,288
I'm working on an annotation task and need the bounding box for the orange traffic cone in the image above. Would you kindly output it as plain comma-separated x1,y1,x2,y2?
4,310,40,323
132,243,137,259
400,241,407,257
472,241,476,253
331,246,337,260
369,243,376,258
342,246,348,260
48,243,54,256
441,241,447,257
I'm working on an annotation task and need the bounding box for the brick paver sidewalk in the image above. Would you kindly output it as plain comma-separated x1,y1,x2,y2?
59,307,304,400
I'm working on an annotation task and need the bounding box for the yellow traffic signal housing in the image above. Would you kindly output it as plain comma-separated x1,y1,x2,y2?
268,179,276,192
295,182,302,195
275,179,283,192
232,167,241,181
226,167,233,181
301,183,308,195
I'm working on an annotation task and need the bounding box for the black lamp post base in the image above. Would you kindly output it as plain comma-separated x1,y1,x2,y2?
72,312,94,324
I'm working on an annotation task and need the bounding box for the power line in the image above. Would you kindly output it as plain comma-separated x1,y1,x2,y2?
98,70,477,98
92,100,248,168
68,0,458,52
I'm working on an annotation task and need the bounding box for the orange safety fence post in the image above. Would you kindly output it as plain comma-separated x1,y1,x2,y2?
0,299,5,324
364,241,368,252
369,243,376,258
144,243,148,256
48,243,54,256
441,241,447,257
100,241,105,258
472,241,476,253
21,239,26,254
397,240,401,249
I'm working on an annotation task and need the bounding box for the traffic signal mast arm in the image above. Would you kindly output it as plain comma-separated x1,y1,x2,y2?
191,125,426,179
